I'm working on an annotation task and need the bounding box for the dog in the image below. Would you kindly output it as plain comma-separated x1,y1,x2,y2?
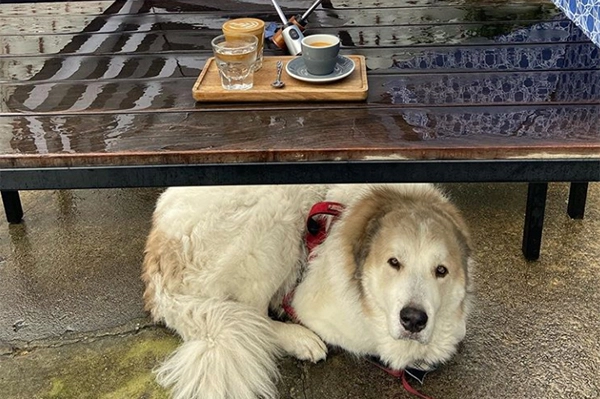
142,183,473,399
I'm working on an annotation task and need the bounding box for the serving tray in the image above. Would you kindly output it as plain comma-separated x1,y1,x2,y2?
192,55,368,102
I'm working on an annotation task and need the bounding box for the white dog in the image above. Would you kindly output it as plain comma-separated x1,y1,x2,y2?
142,184,473,399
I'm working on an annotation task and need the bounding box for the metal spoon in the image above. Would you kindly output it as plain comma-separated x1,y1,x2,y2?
271,60,285,88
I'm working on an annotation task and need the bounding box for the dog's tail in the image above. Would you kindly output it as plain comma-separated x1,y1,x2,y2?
154,294,281,399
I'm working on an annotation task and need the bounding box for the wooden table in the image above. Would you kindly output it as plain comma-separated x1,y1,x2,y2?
1,0,599,260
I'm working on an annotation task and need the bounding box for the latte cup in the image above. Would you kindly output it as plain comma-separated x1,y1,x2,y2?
301,34,341,75
222,18,265,70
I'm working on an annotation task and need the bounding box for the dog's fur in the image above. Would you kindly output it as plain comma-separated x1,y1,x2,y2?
142,184,473,399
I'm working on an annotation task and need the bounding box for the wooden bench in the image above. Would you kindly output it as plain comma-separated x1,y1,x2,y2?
1,0,599,261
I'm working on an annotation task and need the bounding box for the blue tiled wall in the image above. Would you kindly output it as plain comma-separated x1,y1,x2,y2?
553,0,600,47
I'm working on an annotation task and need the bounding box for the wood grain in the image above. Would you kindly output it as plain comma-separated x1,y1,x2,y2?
1,0,599,173
1,103,599,168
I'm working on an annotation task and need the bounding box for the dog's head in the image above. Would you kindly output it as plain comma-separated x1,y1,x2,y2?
343,186,472,345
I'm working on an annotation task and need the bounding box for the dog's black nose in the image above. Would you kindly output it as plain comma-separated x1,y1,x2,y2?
400,307,428,333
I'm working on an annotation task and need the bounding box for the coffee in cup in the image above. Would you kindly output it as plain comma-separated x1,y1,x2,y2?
301,34,341,75
308,42,332,47
222,18,265,70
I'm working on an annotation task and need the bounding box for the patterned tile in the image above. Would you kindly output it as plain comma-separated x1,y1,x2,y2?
392,43,600,72
386,70,600,105
387,3,600,139
400,106,598,139
552,0,600,47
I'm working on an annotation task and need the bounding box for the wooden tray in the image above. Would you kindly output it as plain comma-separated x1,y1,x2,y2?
192,55,368,102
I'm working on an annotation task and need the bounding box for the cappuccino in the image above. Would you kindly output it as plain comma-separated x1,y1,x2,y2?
222,18,265,70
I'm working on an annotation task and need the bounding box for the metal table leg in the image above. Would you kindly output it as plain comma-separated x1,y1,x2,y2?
567,182,588,219
522,183,548,261
1,190,24,224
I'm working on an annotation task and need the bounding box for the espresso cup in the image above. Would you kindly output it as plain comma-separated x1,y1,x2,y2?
301,34,341,75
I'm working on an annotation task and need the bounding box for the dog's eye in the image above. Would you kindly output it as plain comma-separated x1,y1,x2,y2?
387,257,401,270
435,265,448,278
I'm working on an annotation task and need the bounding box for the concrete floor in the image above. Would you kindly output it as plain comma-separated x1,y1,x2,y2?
0,183,598,399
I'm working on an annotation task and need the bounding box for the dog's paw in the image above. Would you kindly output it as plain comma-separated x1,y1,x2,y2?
273,322,328,362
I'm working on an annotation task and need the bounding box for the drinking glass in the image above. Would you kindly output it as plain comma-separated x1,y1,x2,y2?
211,34,258,90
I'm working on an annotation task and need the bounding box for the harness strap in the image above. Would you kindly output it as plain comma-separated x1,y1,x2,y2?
282,201,345,321
400,370,435,399
366,357,435,399
305,201,345,254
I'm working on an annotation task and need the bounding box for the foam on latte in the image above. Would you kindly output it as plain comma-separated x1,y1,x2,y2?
223,19,263,32
222,18,265,70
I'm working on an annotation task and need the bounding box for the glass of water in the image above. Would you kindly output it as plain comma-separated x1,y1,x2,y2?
211,34,258,90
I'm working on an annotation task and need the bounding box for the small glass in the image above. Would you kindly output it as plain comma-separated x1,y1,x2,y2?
211,34,258,91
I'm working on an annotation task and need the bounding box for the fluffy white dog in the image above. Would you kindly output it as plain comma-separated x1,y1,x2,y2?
142,184,473,399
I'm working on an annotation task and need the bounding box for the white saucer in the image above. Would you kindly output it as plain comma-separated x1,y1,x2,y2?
285,56,355,83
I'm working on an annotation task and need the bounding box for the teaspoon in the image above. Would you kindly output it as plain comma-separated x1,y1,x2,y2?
271,61,285,89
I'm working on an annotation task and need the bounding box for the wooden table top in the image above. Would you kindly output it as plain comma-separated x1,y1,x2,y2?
0,0,599,169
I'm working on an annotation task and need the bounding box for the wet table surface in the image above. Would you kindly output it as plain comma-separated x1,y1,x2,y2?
0,0,599,174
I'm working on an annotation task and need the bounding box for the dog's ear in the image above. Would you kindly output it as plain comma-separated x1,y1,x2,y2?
438,201,473,258
340,194,385,275
353,215,382,271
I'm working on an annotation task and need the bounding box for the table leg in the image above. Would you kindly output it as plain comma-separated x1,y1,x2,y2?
567,182,588,219
522,183,548,261
1,190,24,224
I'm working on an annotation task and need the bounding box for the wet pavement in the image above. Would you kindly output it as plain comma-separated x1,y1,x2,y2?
0,183,599,399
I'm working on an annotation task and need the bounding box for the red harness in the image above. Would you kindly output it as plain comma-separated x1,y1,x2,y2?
283,201,435,399
304,201,345,254
282,201,344,320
